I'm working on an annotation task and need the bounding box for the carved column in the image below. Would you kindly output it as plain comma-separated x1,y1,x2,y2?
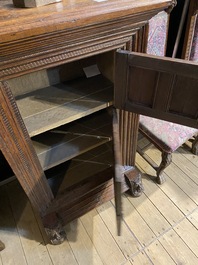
0,81,54,215
116,27,148,196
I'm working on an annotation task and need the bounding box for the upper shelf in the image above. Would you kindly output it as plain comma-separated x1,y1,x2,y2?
16,74,113,137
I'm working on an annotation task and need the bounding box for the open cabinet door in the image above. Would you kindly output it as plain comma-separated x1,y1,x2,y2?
113,50,198,234
114,50,198,128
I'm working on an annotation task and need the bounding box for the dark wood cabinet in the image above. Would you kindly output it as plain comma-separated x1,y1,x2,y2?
0,0,176,244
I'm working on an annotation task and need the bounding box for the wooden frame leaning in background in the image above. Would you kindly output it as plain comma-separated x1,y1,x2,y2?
182,0,198,61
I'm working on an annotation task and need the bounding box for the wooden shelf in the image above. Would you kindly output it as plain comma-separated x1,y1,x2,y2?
44,142,130,225
46,142,113,193
33,109,112,170
44,142,117,223
0,111,112,184
16,75,113,137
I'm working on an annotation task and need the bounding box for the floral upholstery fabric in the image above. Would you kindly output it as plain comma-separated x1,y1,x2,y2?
147,11,168,56
139,115,198,153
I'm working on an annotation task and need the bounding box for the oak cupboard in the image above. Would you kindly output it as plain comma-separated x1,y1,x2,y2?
0,0,176,244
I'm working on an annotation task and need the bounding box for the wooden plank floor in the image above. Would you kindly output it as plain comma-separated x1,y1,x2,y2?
0,136,198,265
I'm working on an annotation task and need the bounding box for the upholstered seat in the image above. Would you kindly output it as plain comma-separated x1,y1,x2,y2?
139,115,198,184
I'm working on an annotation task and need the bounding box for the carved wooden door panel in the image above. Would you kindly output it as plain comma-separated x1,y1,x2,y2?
114,50,198,128
113,50,198,233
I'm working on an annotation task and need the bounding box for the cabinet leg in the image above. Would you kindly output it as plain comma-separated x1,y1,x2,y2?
118,110,143,196
42,213,66,245
124,167,144,197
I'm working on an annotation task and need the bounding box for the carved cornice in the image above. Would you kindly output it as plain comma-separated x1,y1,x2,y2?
0,37,132,80
0,3,173,80
0,11,159,80
0,0,177,43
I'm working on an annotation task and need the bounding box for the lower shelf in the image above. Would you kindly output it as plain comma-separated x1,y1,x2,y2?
46,142,114,195
0,109,112,184
44,142,128,225
33,108,112,170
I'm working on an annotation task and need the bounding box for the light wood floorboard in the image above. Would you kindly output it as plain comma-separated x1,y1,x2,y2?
0,136,198,265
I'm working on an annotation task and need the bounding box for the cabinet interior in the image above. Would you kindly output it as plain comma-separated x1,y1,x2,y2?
1,51,115,189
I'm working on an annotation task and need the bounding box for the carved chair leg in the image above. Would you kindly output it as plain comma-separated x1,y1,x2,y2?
192,135,198,155
156,151,172,184
0,240,5,251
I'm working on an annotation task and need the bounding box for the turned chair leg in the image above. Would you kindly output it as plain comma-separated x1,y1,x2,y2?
192,135,198,155
156,151,172,184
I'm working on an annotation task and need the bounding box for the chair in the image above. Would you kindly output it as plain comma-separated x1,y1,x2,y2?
138,115,198,184
138,0,198,184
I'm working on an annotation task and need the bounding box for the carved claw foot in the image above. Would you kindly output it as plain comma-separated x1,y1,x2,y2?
156,152,172,185
130,181,144,197
45,225,66,245
124,167,144,197
0,240,5,251
156,173,166,185
42,212,66,245
192,136,198,155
